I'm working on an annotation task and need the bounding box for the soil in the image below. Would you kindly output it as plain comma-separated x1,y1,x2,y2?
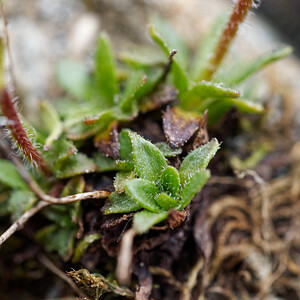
0,1,300,300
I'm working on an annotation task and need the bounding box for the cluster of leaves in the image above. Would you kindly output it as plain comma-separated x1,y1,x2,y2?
103,130,219,233
0,0,291,264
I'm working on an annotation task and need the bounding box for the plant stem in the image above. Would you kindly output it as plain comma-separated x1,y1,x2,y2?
0,200,50,246
0,137,111,245
202,0,253,81
1,88,50,175
38,254,87,298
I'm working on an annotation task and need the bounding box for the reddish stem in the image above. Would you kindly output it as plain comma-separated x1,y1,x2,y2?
1,88,50,175
203,0,253,81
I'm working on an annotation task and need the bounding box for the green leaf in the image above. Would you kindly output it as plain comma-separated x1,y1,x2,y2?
102,192,141,215
115,160,135,172
159,166,180,198
180,138,220,187
8,190,37,221
222,46,293,85
178,169,210,210
114,171,136,193
133,210,168,234
73,233,102,263
135,67,163,101
204,98,264,125
119,129,133,161
36,224,76,259
149,25,189,95
129,131,167,182
42,137,77,166
119,71,146,116
155,142,182,157
125,178,161,212
180,81,240,111
61,176,85,197
94,153,118,172
94,34,118,107
40,100,63,146
191,14,229,81
65,109,115,140
56,60,91,99
156,193,178,211
0,159,28,190
120,48,165,68
150,15,189,70
54,153,98,179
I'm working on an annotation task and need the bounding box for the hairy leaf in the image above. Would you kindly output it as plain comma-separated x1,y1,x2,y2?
156,192,178,211
103,192,141,215
125,178,160,212
159,166,180,199
115,160,135,172
114,171,136,193
155,142,182,157
133,210,168,234
42,137,77,166
180,138,220,187
178,169,210,210
180,81,240,111
130,131,167,182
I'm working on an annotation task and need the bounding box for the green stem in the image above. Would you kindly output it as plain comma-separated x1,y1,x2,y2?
202,0,253,81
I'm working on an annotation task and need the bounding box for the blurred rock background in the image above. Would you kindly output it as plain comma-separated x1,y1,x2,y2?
2,0,300,125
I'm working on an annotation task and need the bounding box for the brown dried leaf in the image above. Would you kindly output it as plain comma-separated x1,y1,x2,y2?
193,110,209,149
163,106,201,148
168,209,188,229
94,121,119,159
100,213,134,230
140,85,177,113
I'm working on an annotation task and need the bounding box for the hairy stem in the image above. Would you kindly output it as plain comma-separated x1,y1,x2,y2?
1,88,50,175
202,0,253,81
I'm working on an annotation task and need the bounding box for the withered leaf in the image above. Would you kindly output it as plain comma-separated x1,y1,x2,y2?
163,106,201,148
94,121,119,159
139,84,177,113
193,109,209,149
168,209,188,229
